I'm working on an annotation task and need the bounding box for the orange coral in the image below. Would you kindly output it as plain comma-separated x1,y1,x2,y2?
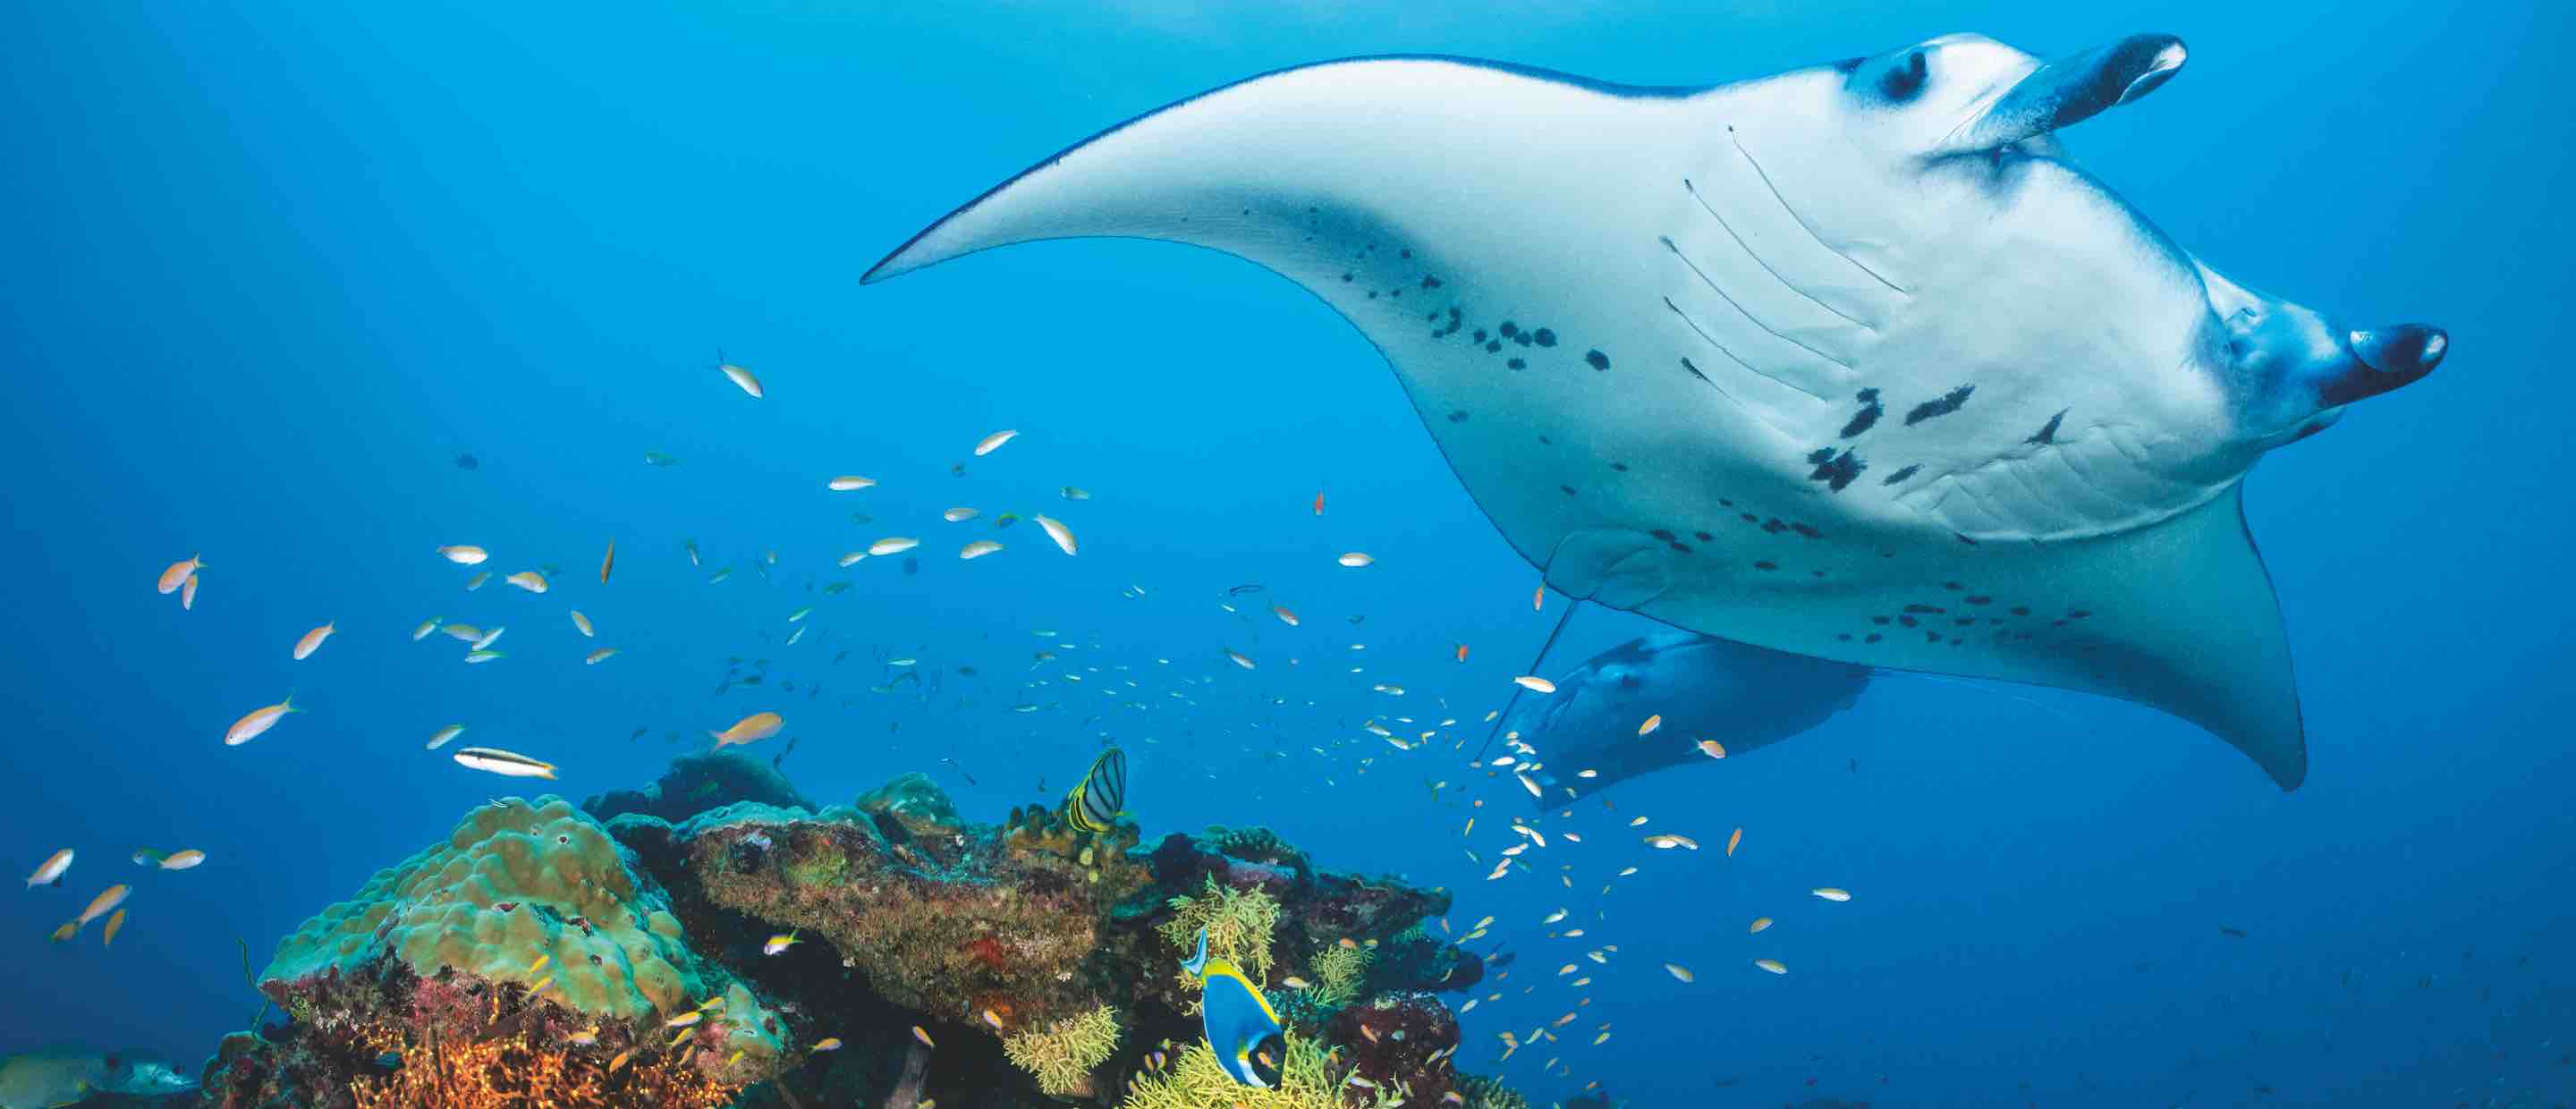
960,935,1011,972
350,1029,738,1108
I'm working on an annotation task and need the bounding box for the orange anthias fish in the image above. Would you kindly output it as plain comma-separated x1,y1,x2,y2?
1312,493,1325,515
709,712,784,748
157,554,204,595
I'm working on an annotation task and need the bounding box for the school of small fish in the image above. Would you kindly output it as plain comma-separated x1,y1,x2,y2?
82,373,1904,1103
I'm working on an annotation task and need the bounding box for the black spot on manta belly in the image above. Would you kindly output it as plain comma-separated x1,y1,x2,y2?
1533,328,1557,347
1841,388,1884,438
1586,350,1611,371
2025,409,2069,445
1904,385,1976,426
1446,411,1468,423
1806,449,1865,492
1882,464,1919,485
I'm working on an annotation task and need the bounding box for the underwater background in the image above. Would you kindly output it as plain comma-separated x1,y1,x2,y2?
3,1,2571,1105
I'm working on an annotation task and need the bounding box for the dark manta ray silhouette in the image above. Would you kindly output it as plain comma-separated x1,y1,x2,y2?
1500,631,1870,805
865,31,2448,789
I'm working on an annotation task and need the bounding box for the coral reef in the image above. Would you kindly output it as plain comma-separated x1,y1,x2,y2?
188,754,1521,1109
202,798,784,1108
1326,992,1462,1106
580,750,811,824
1000,1005,1121,1098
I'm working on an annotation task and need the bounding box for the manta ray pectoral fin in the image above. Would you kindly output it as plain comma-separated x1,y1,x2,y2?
1635,485,2308,790
2087,485,2308,790
1941,33,2187,154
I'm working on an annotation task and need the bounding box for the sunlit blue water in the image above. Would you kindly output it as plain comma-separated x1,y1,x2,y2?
3,3,2570,1105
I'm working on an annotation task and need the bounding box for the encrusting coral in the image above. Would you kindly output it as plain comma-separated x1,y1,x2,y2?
346,990,740,1109
1000,1004,1122,1098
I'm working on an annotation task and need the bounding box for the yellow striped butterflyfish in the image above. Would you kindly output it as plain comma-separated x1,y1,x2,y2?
1063,748,1127,834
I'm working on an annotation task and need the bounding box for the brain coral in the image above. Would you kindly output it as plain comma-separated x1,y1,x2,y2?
261,797,755,1031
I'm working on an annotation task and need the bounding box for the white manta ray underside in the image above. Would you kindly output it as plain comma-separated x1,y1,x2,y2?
864,33,2448,790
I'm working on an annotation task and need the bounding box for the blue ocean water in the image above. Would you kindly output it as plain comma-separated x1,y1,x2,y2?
2,2,2569,1105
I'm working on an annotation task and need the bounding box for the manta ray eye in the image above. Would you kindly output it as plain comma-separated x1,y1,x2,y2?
1846,47,1932,106
1880,50,1929,101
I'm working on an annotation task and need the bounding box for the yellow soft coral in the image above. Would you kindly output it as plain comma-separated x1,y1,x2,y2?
1003,1003,1122,1098
1116,1033,1349,1109
1307,943,1373,1008
1158,876,1281,987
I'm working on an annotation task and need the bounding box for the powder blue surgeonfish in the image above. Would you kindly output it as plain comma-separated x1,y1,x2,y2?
865,33,2449,791
1505,632,1869,804
1179,927,1284,1087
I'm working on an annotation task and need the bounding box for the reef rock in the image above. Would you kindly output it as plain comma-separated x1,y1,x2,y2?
0,1046,195,1108
580,749,810,824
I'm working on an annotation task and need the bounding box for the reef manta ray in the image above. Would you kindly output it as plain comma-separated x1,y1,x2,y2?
864,33,2448,790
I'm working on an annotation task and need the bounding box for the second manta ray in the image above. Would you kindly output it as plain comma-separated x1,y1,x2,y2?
1502,632,1872,804
865,33,2451,790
